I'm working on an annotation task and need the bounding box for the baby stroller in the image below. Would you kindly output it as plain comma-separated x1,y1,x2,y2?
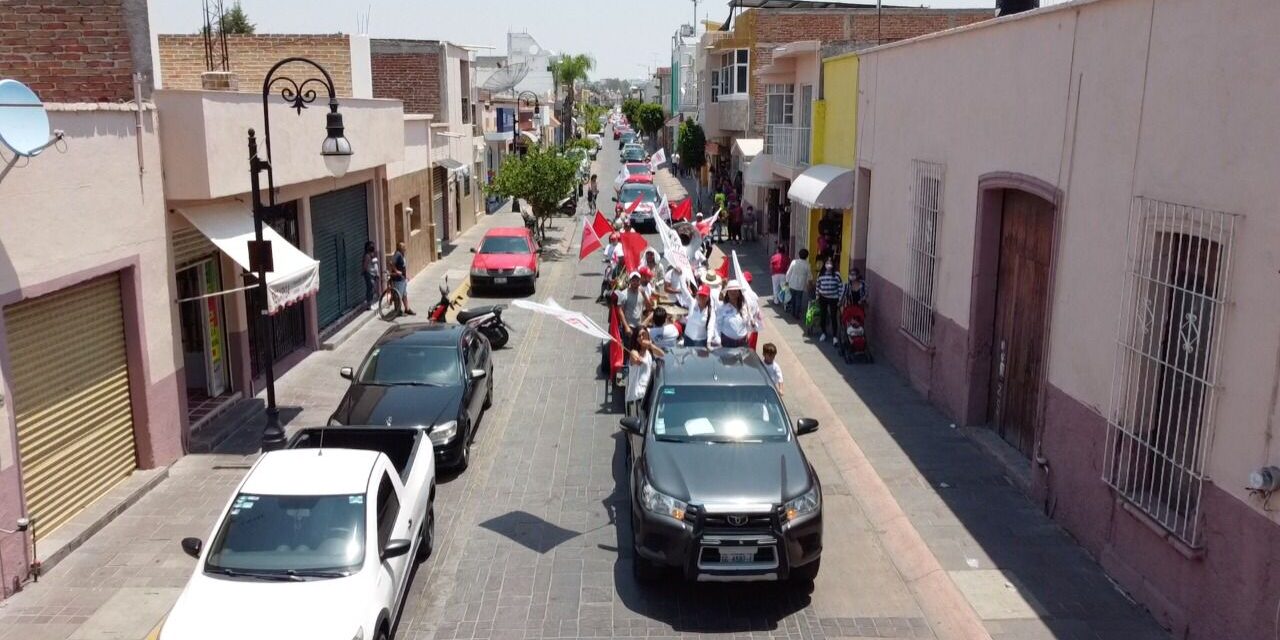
839,304,873,363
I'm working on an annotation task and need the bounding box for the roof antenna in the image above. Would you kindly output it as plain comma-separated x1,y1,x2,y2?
317,422,325,456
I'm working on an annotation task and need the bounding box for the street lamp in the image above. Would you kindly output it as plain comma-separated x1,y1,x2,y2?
509,90,541,212
249,57,353,450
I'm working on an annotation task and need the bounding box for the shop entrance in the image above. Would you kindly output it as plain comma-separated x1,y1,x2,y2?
177,258,230,422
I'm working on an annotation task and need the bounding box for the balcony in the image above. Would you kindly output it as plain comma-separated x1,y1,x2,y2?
766,124,811,169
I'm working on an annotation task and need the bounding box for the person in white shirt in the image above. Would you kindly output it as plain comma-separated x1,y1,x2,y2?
784,248,813,319
761,342,784,395
625,327,664,417
600,233,624,302
683,285,713,348
716,280,752,348
645,307,682,350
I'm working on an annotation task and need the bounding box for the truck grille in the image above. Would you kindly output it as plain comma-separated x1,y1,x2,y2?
702,513,773,528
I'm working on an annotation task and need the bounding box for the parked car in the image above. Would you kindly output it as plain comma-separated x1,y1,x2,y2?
328,323,493,470
159,427,436,640
621,145,647,164
468,227,540,294
614,181,661,231
620,347,823,583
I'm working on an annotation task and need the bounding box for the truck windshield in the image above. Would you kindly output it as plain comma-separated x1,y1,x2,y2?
357,345,460,386
205,493,366,575
652,385,790,442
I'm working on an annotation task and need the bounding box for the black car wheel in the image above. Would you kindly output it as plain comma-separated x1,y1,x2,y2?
790,558,821,584
417,501,435,561
483,380,493,410
456,419,472,471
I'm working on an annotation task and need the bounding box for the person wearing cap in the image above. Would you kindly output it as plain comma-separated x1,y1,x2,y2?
683,284,714,348
716,279,752,348
618,270,652,339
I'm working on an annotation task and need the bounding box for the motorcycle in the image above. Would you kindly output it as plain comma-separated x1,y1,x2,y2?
426,277,512,349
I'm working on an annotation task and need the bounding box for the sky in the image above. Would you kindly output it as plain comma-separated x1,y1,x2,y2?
150,0,1066,80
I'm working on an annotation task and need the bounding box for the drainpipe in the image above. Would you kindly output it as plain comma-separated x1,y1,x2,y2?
133,72,146,182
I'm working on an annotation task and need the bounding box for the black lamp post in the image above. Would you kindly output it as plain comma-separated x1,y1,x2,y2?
509,90,541,213
248,57,353,450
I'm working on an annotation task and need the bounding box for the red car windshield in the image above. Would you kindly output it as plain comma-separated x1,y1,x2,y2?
479,236,531,254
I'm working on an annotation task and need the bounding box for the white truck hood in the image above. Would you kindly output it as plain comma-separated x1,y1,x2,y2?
161,572,371,640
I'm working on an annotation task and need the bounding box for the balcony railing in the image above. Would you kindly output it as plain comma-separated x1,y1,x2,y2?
766,124,811,168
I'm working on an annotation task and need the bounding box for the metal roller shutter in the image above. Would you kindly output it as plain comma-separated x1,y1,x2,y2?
171,221,218,269
311,184,370,328
5,274,136,540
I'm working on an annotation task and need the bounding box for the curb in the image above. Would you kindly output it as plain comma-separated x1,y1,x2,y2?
761,319,993,640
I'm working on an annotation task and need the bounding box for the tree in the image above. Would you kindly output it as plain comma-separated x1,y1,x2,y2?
620,98,643,128
486,146,579,240
551,54,594,137
220,2,254,34
635,103,665,141
677,120,707,173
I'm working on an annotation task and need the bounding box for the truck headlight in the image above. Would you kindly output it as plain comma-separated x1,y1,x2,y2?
641,480,687,522
428,420,458,445
783,486,820,525
512,266,535,276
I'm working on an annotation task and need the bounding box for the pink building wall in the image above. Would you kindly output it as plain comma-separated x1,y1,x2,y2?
856,0,1280,637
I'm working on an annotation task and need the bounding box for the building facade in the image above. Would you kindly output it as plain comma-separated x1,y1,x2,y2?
0,0,183,596
855,1,1280,636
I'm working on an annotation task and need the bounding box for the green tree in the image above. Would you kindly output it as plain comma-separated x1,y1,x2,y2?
676,120,707,173
550,54,594,135
486,146,579,240
620,98,643,128
635,103,665,140
220,2,254,34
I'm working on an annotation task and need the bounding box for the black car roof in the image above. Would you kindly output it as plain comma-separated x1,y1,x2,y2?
376,322,465,347
658,347,772,387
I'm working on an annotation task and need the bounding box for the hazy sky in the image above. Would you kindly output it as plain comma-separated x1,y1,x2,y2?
150,0,1065,79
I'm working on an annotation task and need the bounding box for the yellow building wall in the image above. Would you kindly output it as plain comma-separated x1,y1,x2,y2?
807,53,860,278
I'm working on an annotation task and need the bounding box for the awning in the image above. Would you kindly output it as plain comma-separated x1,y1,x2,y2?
744,154,781,187
484,131,514,143
520,130,540,144
436,158,466,172
733,138,764,160
178,203,319,313
788,164,855,209
664,115,683,127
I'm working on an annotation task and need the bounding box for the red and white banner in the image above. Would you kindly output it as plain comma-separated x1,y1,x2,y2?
731,250,764,331
649,148,667,172
624,194,645,214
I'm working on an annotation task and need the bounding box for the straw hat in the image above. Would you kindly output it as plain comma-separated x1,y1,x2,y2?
724,279,743,292
702,272,722,287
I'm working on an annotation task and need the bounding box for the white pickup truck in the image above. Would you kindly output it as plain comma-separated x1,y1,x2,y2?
156,427,436,640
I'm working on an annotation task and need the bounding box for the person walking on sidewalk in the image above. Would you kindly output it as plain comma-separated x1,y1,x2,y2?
769,243,789,305
785,248,812,318
814,260,843,342
390,242,415,315
362,241,380,311
588,173,599,211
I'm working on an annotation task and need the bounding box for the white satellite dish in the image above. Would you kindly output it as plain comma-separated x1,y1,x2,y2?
0,79,56,157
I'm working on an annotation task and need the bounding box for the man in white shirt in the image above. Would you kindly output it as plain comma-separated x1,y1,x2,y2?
784,248,813,319
646,307,682,350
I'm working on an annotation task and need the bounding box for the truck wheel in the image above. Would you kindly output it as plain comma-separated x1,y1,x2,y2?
417,502,435,561
790,558,821,584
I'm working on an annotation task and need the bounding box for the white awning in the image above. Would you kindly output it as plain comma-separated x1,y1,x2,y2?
484,131,513,143
733,138,764,160
178,202,319,314
436,158,466,172
520,130,540,144
744,154,780,186
788,164,855,209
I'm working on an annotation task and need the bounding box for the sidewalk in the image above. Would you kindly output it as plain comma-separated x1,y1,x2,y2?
725,239,1166,640
0,208,524,640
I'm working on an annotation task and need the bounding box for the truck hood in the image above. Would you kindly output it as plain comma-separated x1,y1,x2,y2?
162,572,370,640
644,440,812,506
333,383,462,428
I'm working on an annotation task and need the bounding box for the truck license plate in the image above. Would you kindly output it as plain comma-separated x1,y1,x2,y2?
720,547,756,564
494,277,508,284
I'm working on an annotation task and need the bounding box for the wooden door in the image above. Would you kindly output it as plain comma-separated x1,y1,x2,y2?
987,190,1053,456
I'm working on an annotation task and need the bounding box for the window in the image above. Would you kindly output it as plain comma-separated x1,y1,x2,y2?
393,203,405,244
716,49,749,98
462,97,471,124
463,174,472,197
409,196,422,233
356,344,462,385
1104,198,1238,548
710,70,719,103
765,84,794,125
204,493,366,574
901,160,943,346
375,474,399,551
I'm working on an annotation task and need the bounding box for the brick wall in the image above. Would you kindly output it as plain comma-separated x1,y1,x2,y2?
0,0,139,102
158,34,353,96
370,40,441,117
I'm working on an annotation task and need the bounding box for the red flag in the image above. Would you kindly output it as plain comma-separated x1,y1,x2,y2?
609,305,625,374
670,198,693,222
620,231,649,274
578,211,615,260
625,194,644,214
717,255,731,279
695,217,714,237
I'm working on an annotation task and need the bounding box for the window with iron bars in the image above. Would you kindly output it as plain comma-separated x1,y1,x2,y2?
901,160,943,346
1103,197,1238,548
710,69,719,103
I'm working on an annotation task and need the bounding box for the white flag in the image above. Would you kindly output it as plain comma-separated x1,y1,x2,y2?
649,148,667,172
731,250,764,331
512,299,614,342
613,167,627,191
653,201,696,292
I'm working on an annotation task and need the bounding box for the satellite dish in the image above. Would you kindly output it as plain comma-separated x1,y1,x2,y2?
0,79,53,157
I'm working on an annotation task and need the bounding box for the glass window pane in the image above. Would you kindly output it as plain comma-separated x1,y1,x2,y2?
205,493,367,573
737,66,748,94
737,49,748,63
357,345,461,385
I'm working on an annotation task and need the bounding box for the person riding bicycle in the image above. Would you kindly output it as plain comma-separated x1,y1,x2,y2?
389,242,415,315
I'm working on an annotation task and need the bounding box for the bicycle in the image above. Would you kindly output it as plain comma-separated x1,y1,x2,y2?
378,271,406,321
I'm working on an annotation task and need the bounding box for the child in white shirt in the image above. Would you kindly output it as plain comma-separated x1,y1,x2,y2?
762,342,784,395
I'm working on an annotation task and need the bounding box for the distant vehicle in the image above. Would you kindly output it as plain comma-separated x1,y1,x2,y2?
621,145,647,164
329,323,494,470
619,130,638,149
469,227,540,295
620,348,823,583
614,181,661,231
160,428,436,640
